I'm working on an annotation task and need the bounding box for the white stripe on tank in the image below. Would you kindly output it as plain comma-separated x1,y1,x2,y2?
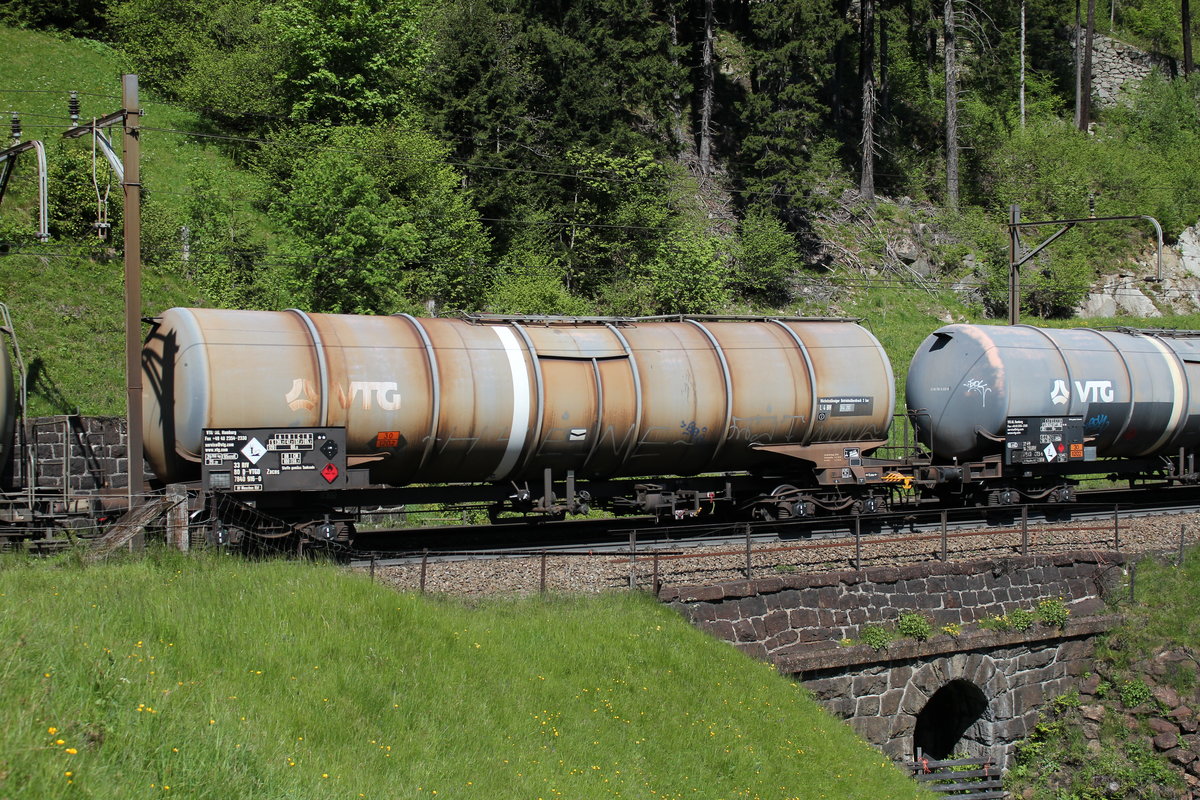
488,326,531,481
1140,335,1186,456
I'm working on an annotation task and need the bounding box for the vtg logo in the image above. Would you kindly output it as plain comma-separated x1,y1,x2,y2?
285,379,402,412
1049,379,1115,406
1076,380,1115,403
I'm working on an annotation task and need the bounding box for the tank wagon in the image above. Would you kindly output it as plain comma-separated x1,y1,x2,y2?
142,309,897,541
906,324,1200,502
8,303,1200,548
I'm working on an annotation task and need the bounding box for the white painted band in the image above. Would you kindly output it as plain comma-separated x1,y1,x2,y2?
488,326,531,481
1141,335,1186,456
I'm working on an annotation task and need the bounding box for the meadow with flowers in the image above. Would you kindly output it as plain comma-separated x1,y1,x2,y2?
0,549,932,798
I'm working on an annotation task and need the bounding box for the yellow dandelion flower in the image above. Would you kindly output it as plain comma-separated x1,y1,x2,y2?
65,748,78,755
48,727,58,735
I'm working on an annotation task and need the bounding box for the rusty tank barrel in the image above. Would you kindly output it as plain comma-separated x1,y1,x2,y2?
906,324,1200,462
142,309,895,485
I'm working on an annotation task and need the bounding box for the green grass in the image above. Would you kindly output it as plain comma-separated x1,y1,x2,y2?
0,26,279,415
0,550,932,799
1004,550,1200,798
1103,548,1200,668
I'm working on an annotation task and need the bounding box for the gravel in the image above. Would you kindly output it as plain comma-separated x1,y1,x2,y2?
369,509,1200,598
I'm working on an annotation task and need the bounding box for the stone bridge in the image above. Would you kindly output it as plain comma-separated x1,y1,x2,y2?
659,552,1125,763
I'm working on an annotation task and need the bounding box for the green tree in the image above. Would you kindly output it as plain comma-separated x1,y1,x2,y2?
560,147,674,298
262,0,430,123
0,0,106,34
731,204,800,305
640,224,729,314
260,124,492,314
487,209,592,315
736,0,848,209
178,162,275,308
111,0,429,125
45,141,123,246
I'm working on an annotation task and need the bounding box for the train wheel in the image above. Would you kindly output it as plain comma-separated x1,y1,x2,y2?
852,496,879,515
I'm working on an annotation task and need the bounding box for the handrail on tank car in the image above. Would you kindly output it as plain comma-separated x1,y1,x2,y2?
460,313,864,325
1101,327,1200,338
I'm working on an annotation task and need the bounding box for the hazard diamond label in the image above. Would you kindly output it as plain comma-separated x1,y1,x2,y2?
241,437,267,464
320,463,340,483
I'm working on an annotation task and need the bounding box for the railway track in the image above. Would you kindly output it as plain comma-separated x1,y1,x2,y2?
361,496,1200,597
348,483,1200,571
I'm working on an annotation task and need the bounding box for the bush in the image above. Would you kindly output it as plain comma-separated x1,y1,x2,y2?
1006,608,1036,632
1036,597,1070,629
896,612,933,642
731,204,799,305
1118,677,1153,708
858,625,894,651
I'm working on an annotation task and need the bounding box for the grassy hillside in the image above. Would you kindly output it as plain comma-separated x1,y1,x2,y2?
0,551,932,799
3,25,1199,419
0,27,273,416
1003,550,1200,797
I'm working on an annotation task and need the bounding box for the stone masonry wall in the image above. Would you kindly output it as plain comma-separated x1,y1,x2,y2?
19,415,134,492
660,552,1123,661
1073,31,1178,107
797,626,1105,761
660,553,1124,761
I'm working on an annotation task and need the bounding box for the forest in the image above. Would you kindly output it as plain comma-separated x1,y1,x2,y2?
2,0,1200,321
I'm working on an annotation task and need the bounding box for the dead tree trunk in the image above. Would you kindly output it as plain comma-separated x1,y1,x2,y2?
698,0,716,176
944,0,959,210
860,0,877,202
1184,0,1194,77
1079,0,1095,131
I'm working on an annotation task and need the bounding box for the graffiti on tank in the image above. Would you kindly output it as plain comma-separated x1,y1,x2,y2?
679,420,708,444
1086,413,1111,434
962,379,992,407
586,424,637,458
726,414,810,444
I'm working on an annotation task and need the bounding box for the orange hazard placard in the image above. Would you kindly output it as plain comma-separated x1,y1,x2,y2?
375,431,401,448
1069,443,1084,458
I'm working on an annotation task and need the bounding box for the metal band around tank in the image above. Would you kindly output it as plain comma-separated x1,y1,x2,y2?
579,358,605,474
1021,325,1074,414
285,309,329,426
510,322,545,479
604,323,643,471
487,324,534,481
683,319,733,468
768,319,819,445
1140,334,1188,456
1090,329,1138,446
396,315,441,471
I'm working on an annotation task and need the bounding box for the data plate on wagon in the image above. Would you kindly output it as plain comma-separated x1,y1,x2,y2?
1004,417,1085,466
201,428,347,492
